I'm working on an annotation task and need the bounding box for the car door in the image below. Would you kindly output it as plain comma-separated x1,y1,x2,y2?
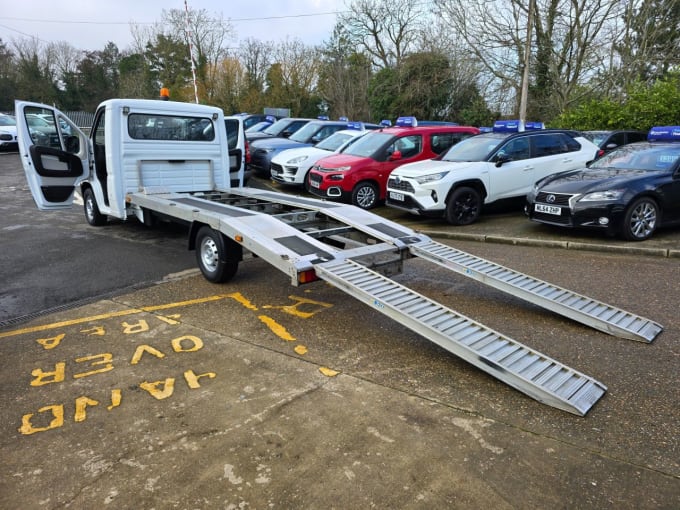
16,100,91,211
487,135,534,200
530,132,581,180
375,134,424,189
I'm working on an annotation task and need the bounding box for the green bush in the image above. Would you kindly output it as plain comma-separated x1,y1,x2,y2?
553,74,680,131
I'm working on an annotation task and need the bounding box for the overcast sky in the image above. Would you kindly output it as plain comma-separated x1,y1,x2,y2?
1,0,346,51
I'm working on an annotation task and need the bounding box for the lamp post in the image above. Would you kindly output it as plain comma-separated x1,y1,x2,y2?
518,0,534,132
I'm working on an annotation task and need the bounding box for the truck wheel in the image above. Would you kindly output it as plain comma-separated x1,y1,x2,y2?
445,187,481,225
352,181,378,209
622,197,659,241
195,226,239,283
83,188,106,226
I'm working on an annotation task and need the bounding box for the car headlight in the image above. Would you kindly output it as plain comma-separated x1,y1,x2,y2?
287,155,308,165
580,190,624,201
415,171,449,184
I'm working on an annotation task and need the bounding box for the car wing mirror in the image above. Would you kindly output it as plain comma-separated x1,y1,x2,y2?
495,152,511,167
388,150,402,161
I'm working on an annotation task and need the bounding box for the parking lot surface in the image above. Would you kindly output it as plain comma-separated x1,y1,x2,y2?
1,151,679,508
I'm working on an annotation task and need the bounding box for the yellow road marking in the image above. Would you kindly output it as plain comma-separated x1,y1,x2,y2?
0,294,235,339
258,315,296,341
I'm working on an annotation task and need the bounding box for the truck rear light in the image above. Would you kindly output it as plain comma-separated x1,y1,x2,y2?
298,269,319,284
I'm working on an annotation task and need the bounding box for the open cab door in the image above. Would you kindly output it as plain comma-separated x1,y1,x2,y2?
224,115,247,187
16,100,91,210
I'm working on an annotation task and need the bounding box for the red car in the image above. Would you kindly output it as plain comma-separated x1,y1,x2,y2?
307,118,479,208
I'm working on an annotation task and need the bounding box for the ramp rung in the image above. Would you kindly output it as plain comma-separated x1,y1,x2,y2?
315,258,606,416
410,241,663,343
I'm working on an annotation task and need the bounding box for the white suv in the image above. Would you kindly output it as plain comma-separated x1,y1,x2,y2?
386,125,599,225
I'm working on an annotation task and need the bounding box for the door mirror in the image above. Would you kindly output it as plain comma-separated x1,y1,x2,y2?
495,152,511,167
388,150,402,161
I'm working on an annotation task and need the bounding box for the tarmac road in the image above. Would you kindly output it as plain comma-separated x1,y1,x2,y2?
1,152,678,508
0,151,196,326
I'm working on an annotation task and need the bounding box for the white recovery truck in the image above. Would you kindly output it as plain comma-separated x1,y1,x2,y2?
16,99,663,416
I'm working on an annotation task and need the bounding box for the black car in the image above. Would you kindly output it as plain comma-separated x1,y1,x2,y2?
526,127,680,241
582,129,647,158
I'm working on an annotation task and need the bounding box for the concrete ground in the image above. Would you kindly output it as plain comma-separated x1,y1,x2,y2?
1,172,678,509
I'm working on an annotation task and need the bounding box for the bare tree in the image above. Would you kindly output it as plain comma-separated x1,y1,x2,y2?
238,38,275,93
47,41,82,79
163,8,236,103
433,0,622,119
265,38,321,114
339,0,427,69
613,0,680,87
318,25,372,120
12,37,57,104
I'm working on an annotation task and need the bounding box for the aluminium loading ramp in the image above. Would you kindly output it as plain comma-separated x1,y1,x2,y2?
232,188,664,344
315,258,607,416
409,240,663,343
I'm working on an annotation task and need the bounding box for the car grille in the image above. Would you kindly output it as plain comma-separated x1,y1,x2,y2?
535,191,573,206
309,173,322,185
270,162,283,173
387,177,414,193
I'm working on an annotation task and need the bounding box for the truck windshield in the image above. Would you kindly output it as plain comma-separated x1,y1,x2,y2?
440,133,505,162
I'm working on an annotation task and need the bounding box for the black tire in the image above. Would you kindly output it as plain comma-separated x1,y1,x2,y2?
303,171,312,193
195,226,239,283
351,181,379,209
83,188,106,226
622,197,659,241
445,186,481,225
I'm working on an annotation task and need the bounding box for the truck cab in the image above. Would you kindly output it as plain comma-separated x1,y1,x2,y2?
16,99,245,225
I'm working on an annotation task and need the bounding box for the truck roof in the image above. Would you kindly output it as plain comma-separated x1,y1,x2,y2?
98,99,224,116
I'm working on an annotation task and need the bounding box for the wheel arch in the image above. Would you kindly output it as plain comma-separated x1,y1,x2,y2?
354,177,382,196
445,178,487,204
188,222,243,262
188,221,210,251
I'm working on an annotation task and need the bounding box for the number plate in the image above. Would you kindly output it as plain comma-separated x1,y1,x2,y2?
389,191,405,201
271,169,280,176
310,180,320,189
535,203,561,215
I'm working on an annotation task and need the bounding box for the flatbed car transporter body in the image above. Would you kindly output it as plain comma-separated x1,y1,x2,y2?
16,99,663,416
